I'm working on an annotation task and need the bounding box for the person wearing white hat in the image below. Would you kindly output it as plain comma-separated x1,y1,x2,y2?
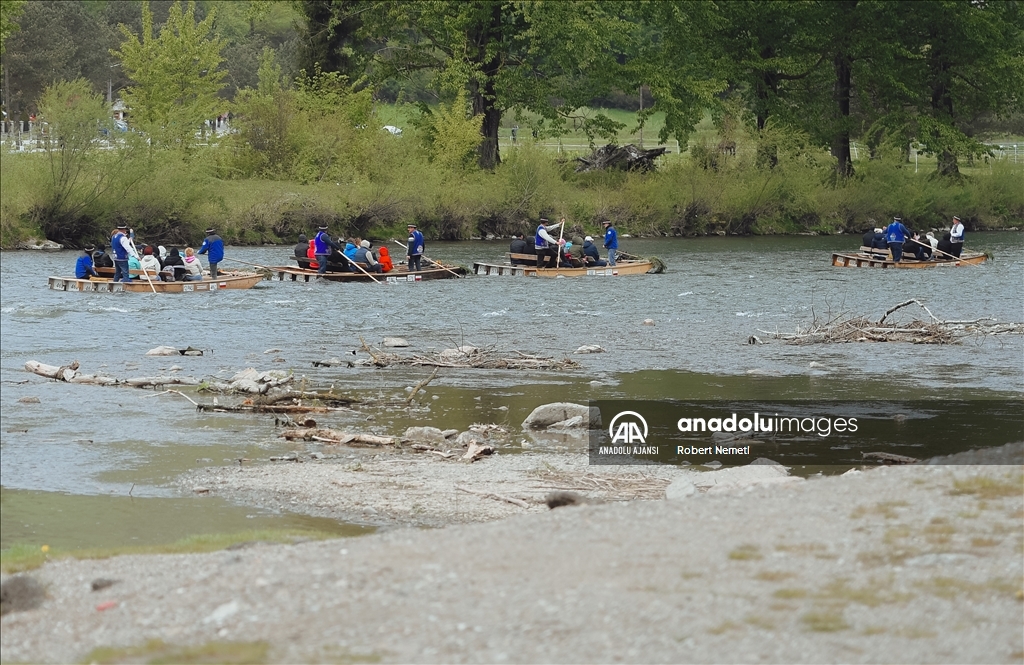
582,235,606,266
354,239,382,273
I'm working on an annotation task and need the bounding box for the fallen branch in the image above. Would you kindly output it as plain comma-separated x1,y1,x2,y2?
355,344,580,370
406,367,440,405
455,485,530,509
862,451,919,465
280,427,394,446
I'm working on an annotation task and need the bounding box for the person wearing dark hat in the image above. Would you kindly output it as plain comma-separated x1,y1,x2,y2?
293,234,308,260
602,219,618,266
534,217,562,268
884,216,911,262
197,228,224,278
75,245,100,280
313,225,343,275
949,215,965,257
407,224,425,272
110,225,139,282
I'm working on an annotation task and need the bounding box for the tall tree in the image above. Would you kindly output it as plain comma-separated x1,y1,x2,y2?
360,1,632,169
0,0,25,55
112,0,227,151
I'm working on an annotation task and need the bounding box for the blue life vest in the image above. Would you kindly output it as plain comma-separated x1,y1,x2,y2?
535,225,549,249
112,232,129,260
314,231,331,255
886,222,907,244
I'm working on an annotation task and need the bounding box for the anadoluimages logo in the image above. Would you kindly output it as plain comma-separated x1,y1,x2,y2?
608,411,648,444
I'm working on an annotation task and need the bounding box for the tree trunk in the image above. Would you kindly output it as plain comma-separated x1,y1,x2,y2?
469,2,503,170
830,49,854,179
930,58,960,177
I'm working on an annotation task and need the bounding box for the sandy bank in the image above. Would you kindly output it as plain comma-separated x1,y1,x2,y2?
2,445,1021,664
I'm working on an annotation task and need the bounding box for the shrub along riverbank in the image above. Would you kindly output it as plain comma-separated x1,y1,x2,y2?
2,139,1021,250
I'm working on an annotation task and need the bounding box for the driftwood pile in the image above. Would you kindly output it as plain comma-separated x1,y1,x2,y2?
575,144,668,173
359,340,580,370
24,360,294,394
759,300,1024,345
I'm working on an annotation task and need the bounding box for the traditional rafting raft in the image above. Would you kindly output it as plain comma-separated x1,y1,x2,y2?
831,247,988,269
473,251,660,277
48,273,265,293
270,258,466,283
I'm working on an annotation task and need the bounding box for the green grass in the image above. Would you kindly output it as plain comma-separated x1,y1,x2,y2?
1,529,342,574
83,639,269,665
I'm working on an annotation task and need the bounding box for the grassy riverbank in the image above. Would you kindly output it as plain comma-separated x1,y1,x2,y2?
2,108,1022,248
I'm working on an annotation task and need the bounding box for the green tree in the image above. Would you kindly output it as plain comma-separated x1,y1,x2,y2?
0,0,25,56
35,78,147,242
360,1,631,169
112,0,227,151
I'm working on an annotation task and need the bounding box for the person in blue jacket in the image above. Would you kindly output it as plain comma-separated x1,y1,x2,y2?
197,228,224,278
582,236,607,266
407,224,425,272
602,220,618,266
313,225,344,275
75,245,99,279
885,217,911,262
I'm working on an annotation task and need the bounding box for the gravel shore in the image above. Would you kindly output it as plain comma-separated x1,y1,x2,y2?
2,445,1022,664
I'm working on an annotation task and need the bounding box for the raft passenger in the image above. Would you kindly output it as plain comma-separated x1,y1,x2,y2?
75,245,99,280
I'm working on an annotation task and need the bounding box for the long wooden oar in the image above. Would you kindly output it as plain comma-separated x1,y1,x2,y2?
223,257,271,270
128,237,157,294
910,238,977,265
390,239,463,278
554,217,566,269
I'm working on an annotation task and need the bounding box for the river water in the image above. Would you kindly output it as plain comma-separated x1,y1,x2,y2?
2,233,1021,550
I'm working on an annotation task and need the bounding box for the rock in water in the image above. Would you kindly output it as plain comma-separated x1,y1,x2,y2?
403,426,447,444
382,337,410,348
146,346,180,356
522,403,601,429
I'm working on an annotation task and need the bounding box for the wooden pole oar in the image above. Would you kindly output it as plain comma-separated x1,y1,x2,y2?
222,257,271,270
334,248,382,284
128,236,158,294
554,216,566,269
910,238,976,264
390,239,463,278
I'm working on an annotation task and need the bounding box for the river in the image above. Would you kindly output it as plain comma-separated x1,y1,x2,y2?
2,233,1021,550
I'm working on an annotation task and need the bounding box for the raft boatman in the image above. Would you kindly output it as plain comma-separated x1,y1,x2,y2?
949,215,965,258
602,219,618,266
110,225,139,282
534,217,562,268
75,245,99,280
197,228,224,278
407,224,425,272
313,225,344,275
885,216,911,263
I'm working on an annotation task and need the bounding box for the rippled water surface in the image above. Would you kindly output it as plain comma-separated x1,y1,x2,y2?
2,233,1021,549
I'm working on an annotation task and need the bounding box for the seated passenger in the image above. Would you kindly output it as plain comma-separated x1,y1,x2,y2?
92,244,114,268
378,245,394,272
162,247,185,281
509,233,528,265
127,253,142,279
140,245,162,277
936,232,955,259
182,247,204,280
583,236,607,267
869,227,888,253
306,239,318,270
293,234,308,260
903,232,930,260
76,245,99,279
354,239,383,273
566,235,585,267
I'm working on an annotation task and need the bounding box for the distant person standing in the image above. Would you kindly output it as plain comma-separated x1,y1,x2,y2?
534,218,562,268
885,217,911,263
313,225,344,275
407,224,425,272
511,124,518,144
602,220,618,266
197,228,224,278
75,245,99,279
110,225,138,282
949,215,965,257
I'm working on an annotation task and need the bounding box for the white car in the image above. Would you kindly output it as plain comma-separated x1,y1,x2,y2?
382,125,403,136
